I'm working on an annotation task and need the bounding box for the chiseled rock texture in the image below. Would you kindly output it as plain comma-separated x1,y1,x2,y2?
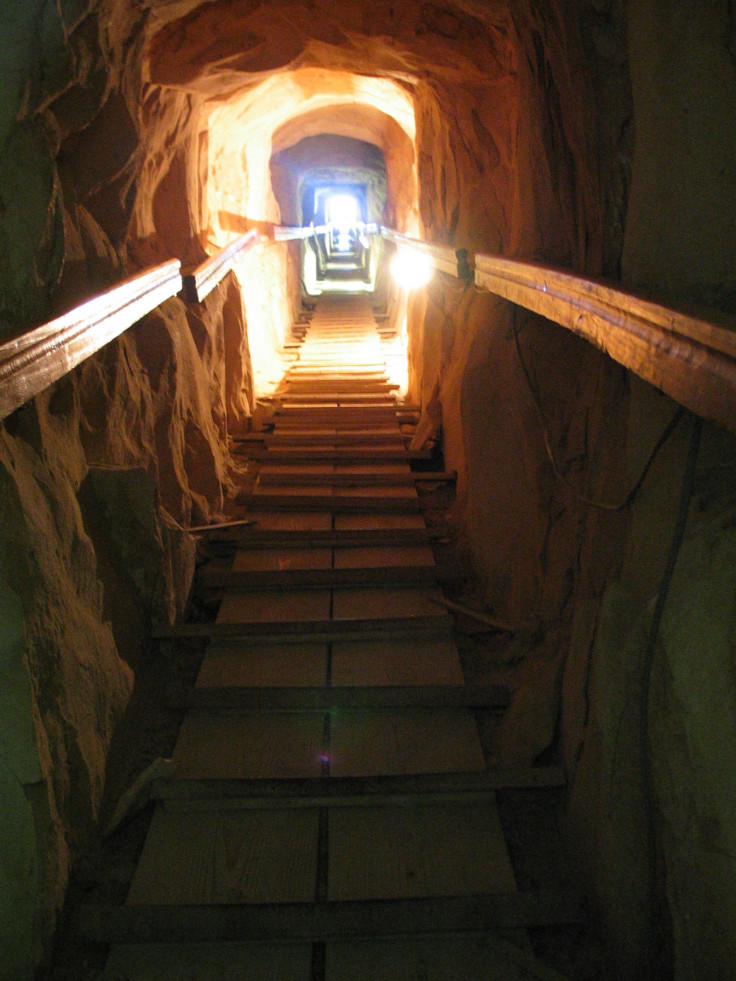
0,1,735,979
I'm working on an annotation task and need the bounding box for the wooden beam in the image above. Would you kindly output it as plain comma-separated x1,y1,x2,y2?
78,891,584,943
235,434,408,447
381,227,466,279
204,528,444,548
238,448,431,462
198,566,438,590
150,615,450,642
150,768,565,805
0,261,182,421
474,253,736,435
275,394,397,404
252,470,455,485
181,231,259,303
177,683,510,711
234,493,423,513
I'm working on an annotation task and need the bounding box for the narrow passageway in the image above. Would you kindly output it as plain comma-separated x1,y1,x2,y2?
93,294,580,980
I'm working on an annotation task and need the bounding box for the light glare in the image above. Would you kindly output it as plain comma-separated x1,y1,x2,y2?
390,248,433,290
326,193,360,229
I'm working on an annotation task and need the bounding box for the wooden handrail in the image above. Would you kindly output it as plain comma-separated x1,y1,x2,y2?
0,260,182,422
4,220,732,434
181,230,260,303
380,227,469,278
474,253,736,435
377,225,736,432
273,224,328,241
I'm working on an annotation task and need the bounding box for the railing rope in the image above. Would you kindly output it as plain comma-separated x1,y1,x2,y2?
0,260,182,422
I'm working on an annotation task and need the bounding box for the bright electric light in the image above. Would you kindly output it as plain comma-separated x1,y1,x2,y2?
326,193,360,229
390,248,433,290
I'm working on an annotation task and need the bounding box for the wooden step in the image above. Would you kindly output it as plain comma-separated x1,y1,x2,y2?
79,892,585,944
176,683,511,711
152,615,451,641
252,470,455,485
234,433,408,446
235,493,423,513
198,566,439,590
238,448,431,462
204,529,444,548
151,768,565,805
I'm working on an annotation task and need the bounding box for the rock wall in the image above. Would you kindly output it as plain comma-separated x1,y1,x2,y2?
2,1,735,978
0,4,252,976
562,3,736,978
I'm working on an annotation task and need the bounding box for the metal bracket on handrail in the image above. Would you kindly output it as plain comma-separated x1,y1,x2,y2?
181,230,260,303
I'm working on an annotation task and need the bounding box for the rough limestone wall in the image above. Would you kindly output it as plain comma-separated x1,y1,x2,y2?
0,3,250,975
563,2,736,977
0,400,133,980
406,1,629,768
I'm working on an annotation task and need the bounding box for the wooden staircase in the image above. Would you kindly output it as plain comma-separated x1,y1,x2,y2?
89,295,580,980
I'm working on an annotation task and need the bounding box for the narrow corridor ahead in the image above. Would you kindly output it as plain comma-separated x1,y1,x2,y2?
99,295,577,980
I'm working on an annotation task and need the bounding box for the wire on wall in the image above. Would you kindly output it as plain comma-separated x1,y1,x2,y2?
510,307,686,512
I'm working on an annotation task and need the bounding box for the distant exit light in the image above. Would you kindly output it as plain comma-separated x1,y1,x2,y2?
325,193,361,252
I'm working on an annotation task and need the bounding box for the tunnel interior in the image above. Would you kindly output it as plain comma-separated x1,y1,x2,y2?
1,2,736,980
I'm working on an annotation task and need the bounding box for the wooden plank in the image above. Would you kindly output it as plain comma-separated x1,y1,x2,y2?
332,545,436,569
197,643,328,689
171,711,325,780
236,493,423,513
216,589,331,624
288,367,388,375
332,482,417,500
329,708,484,777
328,803,516,900
105,943,313,981
276,393,397,403
331,586,448,621
331,636,464,688
229,547,333,572
334,513,428,531
332,461,410,474
239,511,333,531
150,769,567,805
474,253,736,435
234,433,408,446
78,891,586,942
206,529,440,547
268,420,405,431
280,380,398,391
199,566,439,590
180,684,510,710
325,936,573,981
273,404,419,415
254,470,455,485
238,449,431,462
126,808,319,905
150,616,451,641
182,230,259,302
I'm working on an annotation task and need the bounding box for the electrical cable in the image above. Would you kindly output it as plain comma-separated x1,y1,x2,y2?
510,308,686,511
